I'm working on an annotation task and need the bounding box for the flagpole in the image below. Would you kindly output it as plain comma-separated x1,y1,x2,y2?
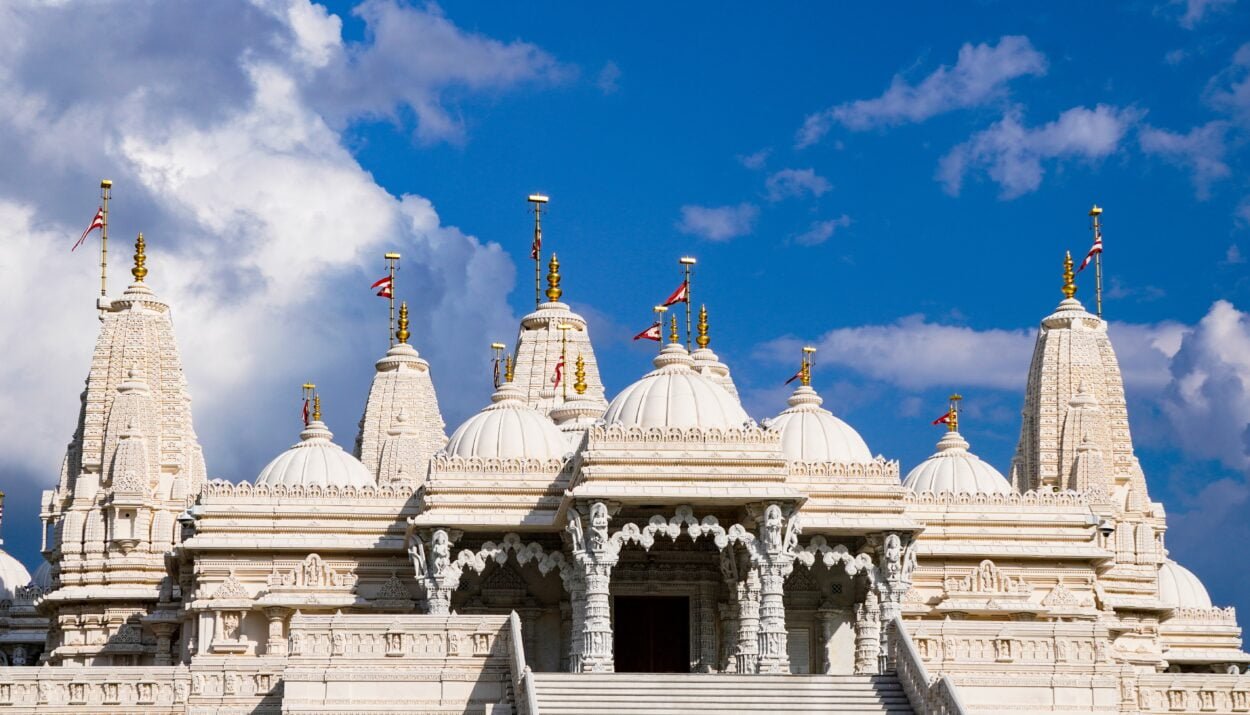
1089,205,1103,319
653,305,668,352
384,253,400,347
559,323,572,401
680,256,696,350
491,342,506,388
528,194,549,308
99,179,112,313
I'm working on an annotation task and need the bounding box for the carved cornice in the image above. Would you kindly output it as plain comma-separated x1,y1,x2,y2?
200,479,415,502
587,423,780,446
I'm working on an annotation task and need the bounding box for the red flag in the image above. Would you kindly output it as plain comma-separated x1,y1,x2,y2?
371,275,393,298
784,367,804,385
633,321,662,341
931,410,952,426
553,356,565,387
1078,237,1102,272
531,226,542,261
493,357,502,388
662,280,688,306
302,398,311,426
73,207,104,251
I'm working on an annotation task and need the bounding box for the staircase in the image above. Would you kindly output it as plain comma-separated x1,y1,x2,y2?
528,672,915,714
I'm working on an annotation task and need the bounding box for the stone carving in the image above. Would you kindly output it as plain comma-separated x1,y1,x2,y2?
944,560,1032,596
267,554,358,591
212,573,249,601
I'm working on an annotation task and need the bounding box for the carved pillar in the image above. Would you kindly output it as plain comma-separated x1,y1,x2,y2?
854,590,881,674
410,527,463,616
735,569,760,674
565,500,618,673
580,559,617,672
559,601,572,673
567,582,586,672
755,562,791,673
869,531,915,672
519,606,542,667
697,581,718,673
263,608,289,656
817,606,836,674
151,624,175,666
719,603,739,673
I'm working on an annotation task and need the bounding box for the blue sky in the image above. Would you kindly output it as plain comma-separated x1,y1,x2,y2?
1,1,1249,617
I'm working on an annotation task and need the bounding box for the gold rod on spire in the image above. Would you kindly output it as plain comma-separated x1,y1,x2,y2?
504,354,515,383
546,253,563,302
680,256,696,350
669,314,680,344
528,194,549,307
491,342,506,388
131,233,147,283
312,394,322,422
574,353,587,395
558,323,572,400
801,346,816,387
396,300,410,344
1089,205,1104,319
1061,251,1076,300
384,252,401,347
100,180,112,305
696,304,710,349
948,394,962,433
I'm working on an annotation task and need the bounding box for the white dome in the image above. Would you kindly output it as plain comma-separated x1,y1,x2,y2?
31,560,51,592
0,550,31,600
603,343,751,429
769,385,872,462
903,430,1013,494
1158,559,1212,609
445,382,569,461
256,421,374,488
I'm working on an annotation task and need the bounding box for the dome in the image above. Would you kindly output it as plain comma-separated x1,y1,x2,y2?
445,382,569,461
0,549,31,599
1158,559,1212,609
256,421,374,488
903,430,1013,494
769,385,872,462
603,343,751,430
31,560,51,592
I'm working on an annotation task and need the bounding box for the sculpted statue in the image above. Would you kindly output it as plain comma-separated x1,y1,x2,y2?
882,533,902,580
11,645,25,666
762,504,783,554
589,503,609,553
409,539,427,578
565,511,584,553
431,530,451,576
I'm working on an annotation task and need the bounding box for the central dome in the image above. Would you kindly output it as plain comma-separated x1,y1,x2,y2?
445,382,570,461
1158,559,1212,609
256,421,374,488
0,549,31,600
603,343,750,430
903,430,1012,494
769,385,872,462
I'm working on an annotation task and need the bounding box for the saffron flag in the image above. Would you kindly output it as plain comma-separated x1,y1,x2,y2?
553,356,565,387
531,226,542,261
371,275,393,298
662,281,688,306
73,207,105,251
1078,236,1103,272
784,367,803,385
633,321,662,341
302,398,311,426
932,410,952,426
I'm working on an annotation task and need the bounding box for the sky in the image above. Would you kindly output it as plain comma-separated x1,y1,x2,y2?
1,0,1249,618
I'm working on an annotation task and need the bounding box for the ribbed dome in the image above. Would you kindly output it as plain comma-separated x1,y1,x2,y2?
903,431,1013,494
1158,559,1212,609
31,560,51,592
769,385,872,462
0,550,31,599
256,421,374,488
445,382,569,461
604,343,751,429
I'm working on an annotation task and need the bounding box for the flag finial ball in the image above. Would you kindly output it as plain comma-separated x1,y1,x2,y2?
1061,251,1076,300
696,304,710,349
545,253,562,302
574,354,587,395
132,233,148,282
396,301,410,344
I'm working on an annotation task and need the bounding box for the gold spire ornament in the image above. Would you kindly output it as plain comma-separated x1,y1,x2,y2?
1061,251,1076,300
669,315,680,344
396,301,410,344
800,346,816,387
947,394,962,433
574,354,587,395
312,394,322,422
504,354,515,383
696,304,710,349
131,233,148,282
546,253,563,302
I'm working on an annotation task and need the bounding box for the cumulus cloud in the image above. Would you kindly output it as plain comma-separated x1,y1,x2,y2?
1139,121,1231,199
1173,0,1235,29
794,216,851,246
938,105,1138,198
0,0,554,484
797,35,1047,146
737,149,771,170
676,203,759,241
1206,43,1250,126
596,61,621,95
764,168,832,202
1160,301,1250,470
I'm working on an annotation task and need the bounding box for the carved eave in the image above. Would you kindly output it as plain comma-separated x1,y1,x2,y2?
410,457,575,531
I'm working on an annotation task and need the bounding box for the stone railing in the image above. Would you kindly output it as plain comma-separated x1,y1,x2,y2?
588,423,780,446
509,611,540,715
0,666,190,712
200,479,416,501
889,618,969,715
1136,672,1250,712
785,457,901,479
904,489,1089,506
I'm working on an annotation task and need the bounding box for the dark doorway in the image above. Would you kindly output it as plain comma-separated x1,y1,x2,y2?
613,595,690,673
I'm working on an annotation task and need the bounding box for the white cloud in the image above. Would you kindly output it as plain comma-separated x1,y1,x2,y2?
0,0,553,483
1206,43,1250,126
797,35,1046,146
1226,245,1246,265
676,203,759,242
1174,0,1235,29
794,216,851,246
737,149,771,170
1139,121,1231,199
596,61,621,95
764,168,832,202
938,105,1138,199
1160,301,1250,470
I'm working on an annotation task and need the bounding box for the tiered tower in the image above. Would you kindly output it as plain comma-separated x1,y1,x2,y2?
39,235,207,665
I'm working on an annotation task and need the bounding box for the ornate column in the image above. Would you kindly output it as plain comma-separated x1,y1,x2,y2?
696,581,718,673
263,608,289,656
750,503,799,674
817,605,837,674
566,579,586,672
565,501,618,673
868,531,916,672
150,624,175,666
719,602,739,673
559,601,572,672
735,571,761,674
580,559,617,672
409,527,464,615
854,589,881,674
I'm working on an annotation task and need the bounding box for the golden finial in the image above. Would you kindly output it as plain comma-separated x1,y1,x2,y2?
545,253,563,302
669,315,680,344
801,346,816,387
131,233,148,282
948,394,962,433
1061,251,1076,300
312,394,322,422
696,305,710,349
504,354,515,383
395,301,411,344
574,354,587,395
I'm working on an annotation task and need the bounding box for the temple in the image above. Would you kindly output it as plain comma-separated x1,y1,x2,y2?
0,219,1246,715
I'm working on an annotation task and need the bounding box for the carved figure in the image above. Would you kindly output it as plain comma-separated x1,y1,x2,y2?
882,533,902,580
409,539,427,578
589,503,609,552
565,511,584,553
11,646,25,666
431,530,451,576
762,504,783,554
